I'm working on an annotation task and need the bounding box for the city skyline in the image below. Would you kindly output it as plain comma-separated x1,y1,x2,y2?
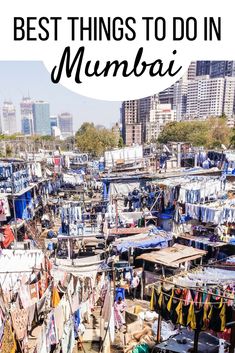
0,61,121,132
1,60,235,139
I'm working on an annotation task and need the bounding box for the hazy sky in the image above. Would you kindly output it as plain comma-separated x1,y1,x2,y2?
0,61,121,131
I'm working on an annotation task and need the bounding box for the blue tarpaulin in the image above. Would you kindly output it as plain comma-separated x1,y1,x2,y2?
116,235,169,253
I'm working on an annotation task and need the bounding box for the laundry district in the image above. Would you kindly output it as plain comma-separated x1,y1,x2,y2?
0,145,235,353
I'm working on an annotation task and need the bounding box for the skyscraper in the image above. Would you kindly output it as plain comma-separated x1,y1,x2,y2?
121,95,176,144
145,96,176,142
32,101,51,135
121,100,142,146
50,115,58,130
223,77,235,126
158,86,174,106
210,61,235,78
185,76,226,119
196,61,211,76
187,61,196,81
2,101,17,135
58,112,73,139
21,97,34,135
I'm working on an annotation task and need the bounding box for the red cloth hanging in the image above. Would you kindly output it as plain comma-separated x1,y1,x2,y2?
1,225,15,248
54,157,60,166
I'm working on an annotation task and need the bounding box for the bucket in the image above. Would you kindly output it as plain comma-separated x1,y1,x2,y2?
159,213,173,232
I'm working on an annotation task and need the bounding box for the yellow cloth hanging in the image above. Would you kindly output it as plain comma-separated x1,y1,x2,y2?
158,291,163,308
1,320,17,353
176,300,183,325
150,288,155,310
51,286,61,308
202,302,211,330
187,301,196,330
219,300,226,331
167,288,174,312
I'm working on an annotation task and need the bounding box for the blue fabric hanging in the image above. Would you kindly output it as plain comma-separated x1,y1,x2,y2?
15,191,33,220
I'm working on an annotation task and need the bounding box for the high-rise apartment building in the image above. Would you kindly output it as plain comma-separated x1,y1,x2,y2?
196,61,235,78
223,77,235,127
158,62,196,121
187,61,196,81
122,95,176,144
58,112,73,139
158,86,174,106
210,61,235,78
196,61,211,76
2,101,17,135
145,97,176,142
173,77,188,121
32,101,51,135
161,61,235,121
185,76,235,120
21,97,34,135
121,100,142,146
50,115,58,129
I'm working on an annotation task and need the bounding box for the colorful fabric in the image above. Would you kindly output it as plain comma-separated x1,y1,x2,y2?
54,304,64,340
19,284,31,309
1,226,15,248
51,287,61,308
11,308,28,340
38,273,48,299
47,313,58,348
0,320,17,353
29,283,39,304
73,309,81,338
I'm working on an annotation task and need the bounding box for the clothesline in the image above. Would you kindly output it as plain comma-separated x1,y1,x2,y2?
0,266,49,274
150,278,235,302
151,288,234,306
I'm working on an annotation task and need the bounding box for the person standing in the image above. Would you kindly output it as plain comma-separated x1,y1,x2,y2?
131,271,140,300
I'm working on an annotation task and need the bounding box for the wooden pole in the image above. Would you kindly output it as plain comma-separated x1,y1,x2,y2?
161,265,165,278
115,198,118,230
228,309,235,353
141,260,145,300
67,239,70,260
156,313,162,343
193,330,200,353
128,247,131,266
112,261,116,295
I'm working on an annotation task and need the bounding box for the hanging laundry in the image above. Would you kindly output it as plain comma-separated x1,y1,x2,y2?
0,197,10,221
54,304,64,341
46,313,58,349
61,318,75,353
73,309,81,338
11,307,29,341
0,320,17,353
51,286,61,308
29,282,39,304
1,226,15,249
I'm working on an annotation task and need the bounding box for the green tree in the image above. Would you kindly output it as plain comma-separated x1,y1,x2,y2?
206,117,231,148
158,118,231,148
5,144,13,157
75,122,118,157
118,136,124,148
